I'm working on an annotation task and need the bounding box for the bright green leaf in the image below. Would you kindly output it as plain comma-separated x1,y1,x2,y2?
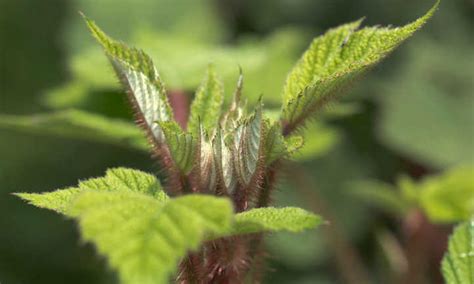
281,1,438,131
442,220,474,284
188,65,224,135
230,207,322,236
282,20,362,107
15,188,82,215
16,168,168,216
82,168,168,201
71,191,233,284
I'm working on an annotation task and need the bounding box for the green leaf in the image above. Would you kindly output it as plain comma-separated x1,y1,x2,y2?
83,16,173,144
230,207,322,236
442,220,474,284
16,168,167,216
17,167,233,284
159,121,196,174
71,191,233,284
220,72,246,133
81,168,168,201
417,165,474,223
15,188,82,215
188,65,224,135
0,110,147,151
281,1,438,131
282,20,362,107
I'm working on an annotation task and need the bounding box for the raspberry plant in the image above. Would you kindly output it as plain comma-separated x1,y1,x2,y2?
17,2,439,283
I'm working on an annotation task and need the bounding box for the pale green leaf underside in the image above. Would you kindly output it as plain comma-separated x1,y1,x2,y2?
230,207,322,236
442,220,474,284
281,1,438,128
213,127,236,191
233,104,263,185
71,191,232,284
159,121,196,174
84,16,173,143
188,65,224,135
198,127,217,191
0,110,148,151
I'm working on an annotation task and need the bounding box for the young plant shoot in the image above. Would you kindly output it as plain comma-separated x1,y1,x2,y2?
17,2,439,283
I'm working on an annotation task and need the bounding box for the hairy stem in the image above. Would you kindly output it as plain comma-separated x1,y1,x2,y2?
256,165,278,208
178,251,205,284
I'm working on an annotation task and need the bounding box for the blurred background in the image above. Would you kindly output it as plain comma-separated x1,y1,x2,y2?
0,0,473,283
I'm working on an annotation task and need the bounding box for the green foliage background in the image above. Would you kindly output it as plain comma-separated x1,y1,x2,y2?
0,0,472,283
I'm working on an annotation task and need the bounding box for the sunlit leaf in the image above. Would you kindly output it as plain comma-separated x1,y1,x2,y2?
442,220,474,284
188,65,223,135
71,192,232,284
281,2,438,132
